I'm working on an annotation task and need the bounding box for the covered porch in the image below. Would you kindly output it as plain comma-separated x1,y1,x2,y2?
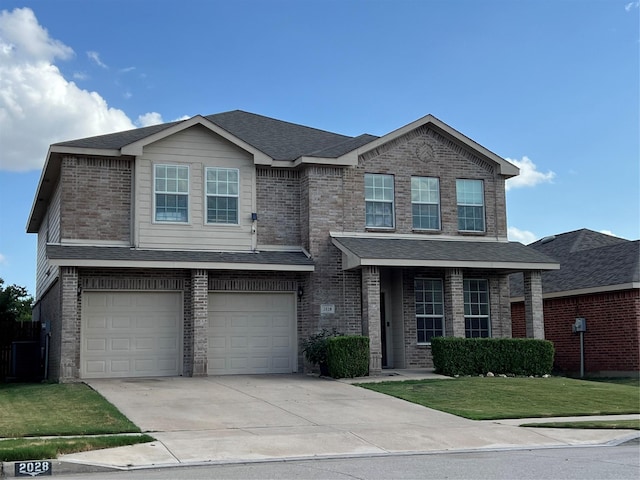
331,234,559,374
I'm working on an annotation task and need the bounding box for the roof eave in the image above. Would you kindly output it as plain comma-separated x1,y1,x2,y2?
48,257,315,272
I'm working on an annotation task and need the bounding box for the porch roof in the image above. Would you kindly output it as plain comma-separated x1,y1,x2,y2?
331,235,559,272
46,245,315,272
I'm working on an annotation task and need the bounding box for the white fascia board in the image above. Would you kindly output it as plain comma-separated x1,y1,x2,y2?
510,283,640,303
293,154,358,167
356,258,559,271
48,258,314,272
49,145,122,157
121,115,273,164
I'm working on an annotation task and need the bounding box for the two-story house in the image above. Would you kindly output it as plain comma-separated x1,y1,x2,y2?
27,110,558,381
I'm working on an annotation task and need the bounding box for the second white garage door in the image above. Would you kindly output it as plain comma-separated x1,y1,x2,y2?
208,292,296,375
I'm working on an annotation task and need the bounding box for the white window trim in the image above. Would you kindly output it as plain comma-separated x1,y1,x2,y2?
153,163,190,224
415,278,445,345
456,179,485,233
463,278,491,338
365,173,395,229
204,167,240,226
411,176,441,231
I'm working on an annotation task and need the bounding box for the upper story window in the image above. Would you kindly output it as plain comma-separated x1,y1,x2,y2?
415,278,444,344
365,173,394,229
464,279,490,338
155,164,189,223
206,167,239,224
456,179,485,232
411,177,440,230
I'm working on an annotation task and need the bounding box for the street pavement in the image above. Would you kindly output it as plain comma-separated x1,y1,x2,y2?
2,371,638,476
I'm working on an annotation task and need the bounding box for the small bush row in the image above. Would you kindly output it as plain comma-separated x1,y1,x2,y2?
431,337,554,377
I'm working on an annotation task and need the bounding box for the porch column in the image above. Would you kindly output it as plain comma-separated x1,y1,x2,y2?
60,266,79,382
444,268,465,337
361,266,382,375
524,270,544,339
191,269,208,376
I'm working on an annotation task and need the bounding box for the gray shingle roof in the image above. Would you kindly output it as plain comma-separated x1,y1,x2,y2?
332,236,559,270
53,110,378,161
509,229,640,297
47,245,314,268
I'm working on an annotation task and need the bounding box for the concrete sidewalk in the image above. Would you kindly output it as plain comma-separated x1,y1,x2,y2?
49,373,638,471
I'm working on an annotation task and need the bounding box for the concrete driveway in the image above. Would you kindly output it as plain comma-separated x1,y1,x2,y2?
64,374,638,468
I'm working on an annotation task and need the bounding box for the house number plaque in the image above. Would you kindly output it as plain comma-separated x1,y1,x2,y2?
320,304,335,314
15,461,52,476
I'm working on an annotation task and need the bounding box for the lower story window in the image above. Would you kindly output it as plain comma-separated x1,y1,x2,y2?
415,278,444,343
464,279,490,338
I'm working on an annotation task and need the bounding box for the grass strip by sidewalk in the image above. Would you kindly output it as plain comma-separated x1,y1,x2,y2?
357,377,640,420
0,383,139,437
520,420,639,430
0,435,155,462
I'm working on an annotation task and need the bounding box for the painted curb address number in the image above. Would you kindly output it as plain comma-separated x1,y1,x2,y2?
15,461,52,477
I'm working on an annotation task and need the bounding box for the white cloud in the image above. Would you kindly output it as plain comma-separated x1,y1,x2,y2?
0,7,152,172
87,50,107,68
137,112,164,127
0,253,6,265
599,229,617,237
625,2,639,12
505,156,555,191
72,71,88,81
508,226,538,244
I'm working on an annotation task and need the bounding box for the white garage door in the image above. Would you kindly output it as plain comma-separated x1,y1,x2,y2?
81,292,182,378
208,292,296,375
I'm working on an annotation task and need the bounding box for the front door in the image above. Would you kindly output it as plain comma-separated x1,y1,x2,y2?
380,292,387,368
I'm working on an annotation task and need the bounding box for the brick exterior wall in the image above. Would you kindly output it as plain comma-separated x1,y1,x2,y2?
34,279,61,381
512,289,640,375
59,266,80,381
256,168,301,245
60,156,132,242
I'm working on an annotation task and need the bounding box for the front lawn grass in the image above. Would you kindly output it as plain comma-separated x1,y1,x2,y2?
0,383,139,437
0,435,155,462
0,382,151,461
520,420,640,430
357,377,640,420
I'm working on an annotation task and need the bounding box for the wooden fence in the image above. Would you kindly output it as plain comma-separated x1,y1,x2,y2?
0,321,42,381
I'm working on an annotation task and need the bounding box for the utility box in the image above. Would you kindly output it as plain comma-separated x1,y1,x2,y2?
572,317,587,333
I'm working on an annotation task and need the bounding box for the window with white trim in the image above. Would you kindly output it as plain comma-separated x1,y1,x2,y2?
206,167,239,224
464,279,490,338
415,278,444,344
154,164,189,222
365,173,394,228
411,176,440,230
456,179,485,232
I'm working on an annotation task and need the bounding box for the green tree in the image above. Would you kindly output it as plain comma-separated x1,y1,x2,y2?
0,278,33,324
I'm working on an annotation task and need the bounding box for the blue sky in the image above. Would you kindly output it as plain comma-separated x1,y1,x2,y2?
0,0,638,296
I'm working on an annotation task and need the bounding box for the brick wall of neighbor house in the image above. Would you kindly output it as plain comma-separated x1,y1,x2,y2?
344,126,507,237
256,168,301,246
512,289,640,375
60,156,132,242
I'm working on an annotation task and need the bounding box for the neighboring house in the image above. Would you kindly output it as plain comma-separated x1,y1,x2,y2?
27,110,559,382
510,229,640,377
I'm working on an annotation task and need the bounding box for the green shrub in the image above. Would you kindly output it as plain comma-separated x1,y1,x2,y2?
431,337,554,376
301,328,342,373
326,336,369,379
